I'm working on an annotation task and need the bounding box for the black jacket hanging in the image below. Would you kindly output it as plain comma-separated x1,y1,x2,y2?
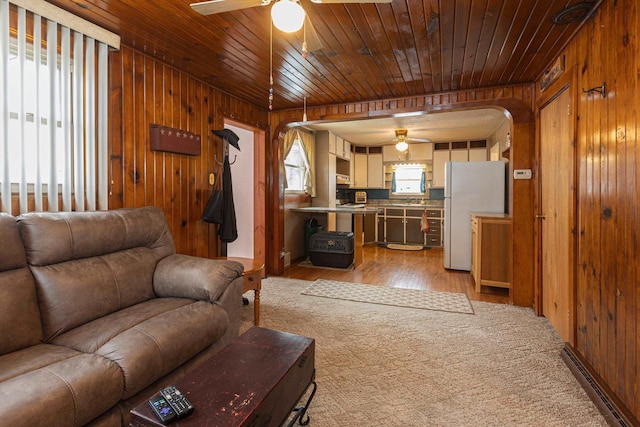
218,153,238,243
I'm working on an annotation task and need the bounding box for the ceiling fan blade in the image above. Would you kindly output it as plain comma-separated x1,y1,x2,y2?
190,0,266,15
303,16,323,52
409,138,432,143
311,0,392,3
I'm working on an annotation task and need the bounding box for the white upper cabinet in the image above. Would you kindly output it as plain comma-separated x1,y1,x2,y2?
432,148,450,188
328,132,337,155
407,143,433,161
335,136,351,160
383,145,403,162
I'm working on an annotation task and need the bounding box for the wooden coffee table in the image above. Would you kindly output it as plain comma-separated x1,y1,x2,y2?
130,327,316,427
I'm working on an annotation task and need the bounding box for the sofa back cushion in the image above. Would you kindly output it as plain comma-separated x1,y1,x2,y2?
0,214,43,355
17,207,176,341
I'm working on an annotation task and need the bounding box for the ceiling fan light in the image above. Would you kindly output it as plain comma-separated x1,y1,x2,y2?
395,141,408,152
271,0,306,33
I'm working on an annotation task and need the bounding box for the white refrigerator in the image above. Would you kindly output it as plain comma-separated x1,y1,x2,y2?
443,161,505,270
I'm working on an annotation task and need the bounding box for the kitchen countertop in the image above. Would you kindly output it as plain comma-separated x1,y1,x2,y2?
470,211,510,219
368,201,445,208
290,206,381,214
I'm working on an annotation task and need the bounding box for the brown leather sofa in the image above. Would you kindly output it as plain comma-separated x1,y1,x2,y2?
0,207,244,426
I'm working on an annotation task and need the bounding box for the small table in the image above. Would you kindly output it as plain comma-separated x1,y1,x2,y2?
226,257,264,326
130,327,316,427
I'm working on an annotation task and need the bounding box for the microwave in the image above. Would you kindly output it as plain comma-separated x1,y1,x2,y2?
354,191,367,204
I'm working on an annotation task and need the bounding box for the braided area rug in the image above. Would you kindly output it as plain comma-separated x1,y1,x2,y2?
301,279,474,314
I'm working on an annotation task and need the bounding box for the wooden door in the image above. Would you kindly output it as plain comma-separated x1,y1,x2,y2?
539,87,575,343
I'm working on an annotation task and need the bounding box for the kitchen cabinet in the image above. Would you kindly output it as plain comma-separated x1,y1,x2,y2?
327,132,337,155
469,148,487,161
432,147,450,188
431,140,488,187
383,144,404,162
385,217,405,243
377,207,443,247
353,146,383,188
405,209,425,244
408,143,433,161
423,209,443,247
382,142,433,162
367,148,384,188
469,140,488,161
335,136,351,160
353,150,368,187
470,213,510,293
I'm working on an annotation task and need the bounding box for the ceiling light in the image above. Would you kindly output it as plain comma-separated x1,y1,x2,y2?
395,140,408,152
271,0,306,33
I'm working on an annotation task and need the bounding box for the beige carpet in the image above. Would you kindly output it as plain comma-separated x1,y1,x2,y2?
302,279,474,314
240,277,606,427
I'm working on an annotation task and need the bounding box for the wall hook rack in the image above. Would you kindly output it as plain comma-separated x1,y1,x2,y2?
582,82,606,98
214,138,237,166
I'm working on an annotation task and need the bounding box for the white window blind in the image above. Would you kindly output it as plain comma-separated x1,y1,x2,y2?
0,0,119,214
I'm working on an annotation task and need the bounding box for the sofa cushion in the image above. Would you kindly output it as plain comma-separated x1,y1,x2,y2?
0,351,124,427
0,344,88,383
51,298,195,353
31,247,161,341
54,299,229,399
17,207,177,341
0,214,42,355
17,206,175,266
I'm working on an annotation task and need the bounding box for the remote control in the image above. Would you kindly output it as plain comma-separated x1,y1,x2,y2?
148,394,177,424
161,385,194,418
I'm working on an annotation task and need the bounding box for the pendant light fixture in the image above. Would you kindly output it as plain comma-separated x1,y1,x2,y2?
271,0,306,33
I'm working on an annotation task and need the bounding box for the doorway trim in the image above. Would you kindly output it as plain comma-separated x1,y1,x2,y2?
534,64,578,345
268,96,536,308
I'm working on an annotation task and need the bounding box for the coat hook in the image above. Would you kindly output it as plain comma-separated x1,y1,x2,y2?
582,82,606,98
214,139,237,165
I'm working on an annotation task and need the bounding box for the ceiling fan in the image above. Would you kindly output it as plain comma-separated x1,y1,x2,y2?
390,129,431,152
190,0,392,52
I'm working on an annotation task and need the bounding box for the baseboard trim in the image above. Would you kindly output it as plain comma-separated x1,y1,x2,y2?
561,345,637,427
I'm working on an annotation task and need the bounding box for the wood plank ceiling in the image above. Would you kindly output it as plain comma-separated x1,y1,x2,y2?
46,0,599,110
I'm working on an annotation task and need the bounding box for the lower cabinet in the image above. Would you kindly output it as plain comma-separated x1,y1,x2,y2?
470,213,511,293
376,207,443,247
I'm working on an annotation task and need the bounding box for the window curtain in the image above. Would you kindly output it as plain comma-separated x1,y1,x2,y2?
0,0,119,214
296,129,316,197
420,171,426,193
282,129,297,190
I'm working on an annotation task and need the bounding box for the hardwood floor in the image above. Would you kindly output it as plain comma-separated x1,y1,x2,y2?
281,244,510,304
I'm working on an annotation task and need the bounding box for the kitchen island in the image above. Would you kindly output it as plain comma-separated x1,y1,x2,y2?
290,206,380,267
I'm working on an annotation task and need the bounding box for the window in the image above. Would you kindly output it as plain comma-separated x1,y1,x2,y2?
284,137,309,193
7,42,66,185
392,164,426,195
1,1,117,214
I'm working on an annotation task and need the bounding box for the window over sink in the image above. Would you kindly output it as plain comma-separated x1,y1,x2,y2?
391,164,427,195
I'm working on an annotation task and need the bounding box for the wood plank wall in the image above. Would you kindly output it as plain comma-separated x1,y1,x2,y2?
109,45,269,258
268,85,536,308
536,0,640,421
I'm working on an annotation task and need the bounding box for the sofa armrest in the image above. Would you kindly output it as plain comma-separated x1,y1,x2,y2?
153,254,244,302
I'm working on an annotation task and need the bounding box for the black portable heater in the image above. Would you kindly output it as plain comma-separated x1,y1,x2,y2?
308,231,354,268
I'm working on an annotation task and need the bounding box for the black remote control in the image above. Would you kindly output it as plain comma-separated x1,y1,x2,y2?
160,385,194,418
148,394,177,424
